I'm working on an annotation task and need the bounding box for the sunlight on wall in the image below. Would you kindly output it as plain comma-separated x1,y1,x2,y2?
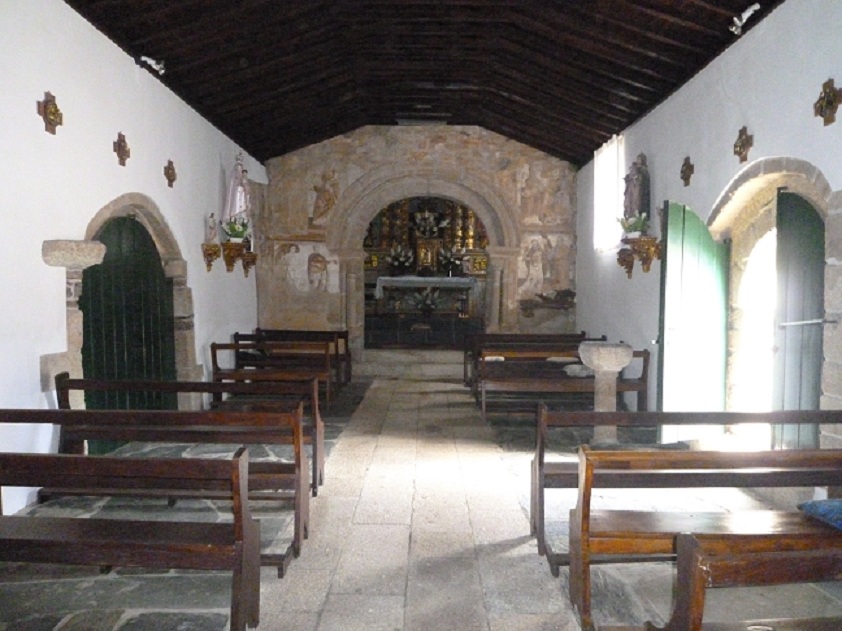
733,230,776,411
710,229,777,450
593,135,625,252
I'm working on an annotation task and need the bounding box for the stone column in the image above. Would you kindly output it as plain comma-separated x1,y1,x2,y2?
485,246,520,331
337,250,366,360
41,240,107,408
579,341,633,443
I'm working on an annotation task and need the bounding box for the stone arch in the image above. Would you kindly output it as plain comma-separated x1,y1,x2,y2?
324,167,523,355
326,165,521,252
78,194,199,382
706,157,842,445
708,157,834,237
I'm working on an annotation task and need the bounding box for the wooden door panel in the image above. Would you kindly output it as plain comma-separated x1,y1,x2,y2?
80,217,177,443
773,193,824,448
658,201,729,415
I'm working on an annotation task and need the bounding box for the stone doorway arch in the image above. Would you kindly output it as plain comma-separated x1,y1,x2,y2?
324,167,523,357
707,157,842,446
41,193,200,407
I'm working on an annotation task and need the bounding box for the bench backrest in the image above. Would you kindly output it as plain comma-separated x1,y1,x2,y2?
479,345,582,362
667,532,842,631
465,331,591,353
211,341,331,373
0,407,303,469
619,349,649,383
536,404,842,479
0,447,250,531
54,371,319,419
538,406,842,433
576,445,842,523
254,328,349,354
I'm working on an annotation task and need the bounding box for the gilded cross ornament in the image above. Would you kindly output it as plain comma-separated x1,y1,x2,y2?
680,156,694,187
164,159,177,187
814,78,841,126
37,91,63,134
113,132,131,166
733,126,753,163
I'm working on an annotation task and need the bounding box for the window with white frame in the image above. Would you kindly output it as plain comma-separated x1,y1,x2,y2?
593,134,625,252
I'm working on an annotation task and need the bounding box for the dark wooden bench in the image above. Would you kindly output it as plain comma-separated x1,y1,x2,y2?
254,328,351,385
0,448,260,631
625,532,842,631
463,331,592,386
479,349,649,420
212,340,335,405
0,406,307,577
54,372,325,496
569,446,842,631
532,407,842,574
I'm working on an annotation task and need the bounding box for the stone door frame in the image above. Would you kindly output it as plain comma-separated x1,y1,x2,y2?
41,193,201,406
708,157,842,446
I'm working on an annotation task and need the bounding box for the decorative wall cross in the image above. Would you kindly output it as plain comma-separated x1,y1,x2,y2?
814,78,841,126
164,159,177,187
36,91,63,134
733,126,753,163
113,132,131,166
680,156,694,186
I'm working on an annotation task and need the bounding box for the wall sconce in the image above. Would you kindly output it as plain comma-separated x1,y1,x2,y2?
201,212,256,277
222,241,257,277
202,242,221,271
617,235,661,278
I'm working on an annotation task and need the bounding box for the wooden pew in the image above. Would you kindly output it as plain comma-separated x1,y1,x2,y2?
532,407,842,573
254,328,352,385
211,340,335,405
463,331,591,386
569,446,842,631
612,532,842,631
479,349,649,420
0,406,307,577
54,372,326,496
0,448,260,631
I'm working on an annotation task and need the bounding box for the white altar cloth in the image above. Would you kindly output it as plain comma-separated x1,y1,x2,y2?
374,276,477,299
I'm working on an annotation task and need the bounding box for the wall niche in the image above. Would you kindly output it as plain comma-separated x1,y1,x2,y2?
363,197,488,279
363,197,488,347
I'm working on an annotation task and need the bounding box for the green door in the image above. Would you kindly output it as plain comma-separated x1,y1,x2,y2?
80,217,177,452
658,201,730,416
773,193,824,448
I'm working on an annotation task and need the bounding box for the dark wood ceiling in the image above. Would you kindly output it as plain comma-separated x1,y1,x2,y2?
65,0,783,167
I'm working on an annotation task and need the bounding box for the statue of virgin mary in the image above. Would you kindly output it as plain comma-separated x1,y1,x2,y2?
221,152,251,224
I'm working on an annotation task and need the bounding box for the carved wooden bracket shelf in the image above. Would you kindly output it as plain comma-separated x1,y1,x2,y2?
617,236,661,278
202,242,256,277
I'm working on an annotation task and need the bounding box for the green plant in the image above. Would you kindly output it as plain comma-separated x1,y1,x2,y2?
222,216,249,239
618,212,649,234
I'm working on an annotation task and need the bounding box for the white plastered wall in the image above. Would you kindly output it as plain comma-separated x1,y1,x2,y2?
576,0,842,415
0,0,266,513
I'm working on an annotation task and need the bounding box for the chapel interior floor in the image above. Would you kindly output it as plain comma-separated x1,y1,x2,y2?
2,350,842,631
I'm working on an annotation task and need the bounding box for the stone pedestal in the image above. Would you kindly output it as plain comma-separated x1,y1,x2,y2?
579,341,633,443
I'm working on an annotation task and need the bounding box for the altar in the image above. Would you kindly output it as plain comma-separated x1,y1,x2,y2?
373,275,477,317
374,275,477,299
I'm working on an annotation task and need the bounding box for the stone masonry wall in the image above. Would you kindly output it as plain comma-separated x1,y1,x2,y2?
257,125,578,334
